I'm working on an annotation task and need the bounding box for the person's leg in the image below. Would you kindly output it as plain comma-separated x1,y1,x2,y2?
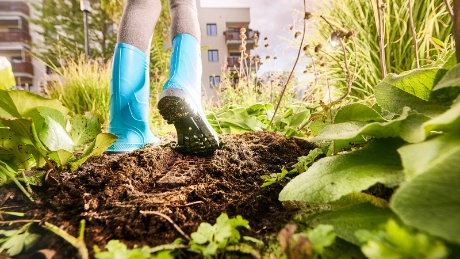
168,0,200,41
158,0,219,154
106,0,161,153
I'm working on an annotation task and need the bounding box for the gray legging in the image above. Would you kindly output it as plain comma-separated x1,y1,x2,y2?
118,0,200,55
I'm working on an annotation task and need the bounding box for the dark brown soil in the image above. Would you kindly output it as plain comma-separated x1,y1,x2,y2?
1,131,316,258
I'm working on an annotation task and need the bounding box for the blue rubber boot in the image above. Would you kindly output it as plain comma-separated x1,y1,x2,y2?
106,43,159,153
158,34,219,154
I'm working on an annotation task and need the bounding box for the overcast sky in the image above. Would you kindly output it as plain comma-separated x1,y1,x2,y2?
200,0,307,75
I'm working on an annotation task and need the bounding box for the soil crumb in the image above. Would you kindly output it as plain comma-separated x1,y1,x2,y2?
2,131,316,258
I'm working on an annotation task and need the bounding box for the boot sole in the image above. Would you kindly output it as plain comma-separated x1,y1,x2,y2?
158,96,219,154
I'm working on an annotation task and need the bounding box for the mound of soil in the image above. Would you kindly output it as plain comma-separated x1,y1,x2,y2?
1,131,316,258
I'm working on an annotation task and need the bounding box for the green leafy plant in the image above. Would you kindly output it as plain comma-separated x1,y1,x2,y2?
277,224,337,259
356,219,448,259
306,0,453,101
0,222,40,256
279,59,460,256
262,147,324,187
94,240,178,259
0,89,117,200
189,213,262,258
207,102,313,137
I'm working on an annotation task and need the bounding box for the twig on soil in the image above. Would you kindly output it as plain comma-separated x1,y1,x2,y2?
140,210,191,241
179,201,203,207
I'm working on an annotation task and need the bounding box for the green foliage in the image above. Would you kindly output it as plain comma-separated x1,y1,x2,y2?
44,56,111,128
308,0,453,100
29,0,117,62
282,62,460,255
0,90,116,171
277,224,336,259
279,138,404,203
262,147,323,187
356,219,449,259
391,133,460,244
207,102,312,137
0,223,40,256
94,240,175,259
307,224,337,254
298,201,399,246
0,89,116,199
189,213,261,258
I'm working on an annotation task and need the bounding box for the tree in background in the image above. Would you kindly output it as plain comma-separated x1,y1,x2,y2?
29,0,117,62
30,0,171,79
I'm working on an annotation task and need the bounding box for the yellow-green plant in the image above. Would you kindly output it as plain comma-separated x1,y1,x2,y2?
44,55,111,129
304,0,453,101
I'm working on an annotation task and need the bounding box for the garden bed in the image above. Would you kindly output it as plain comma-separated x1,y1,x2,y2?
2,131,316,258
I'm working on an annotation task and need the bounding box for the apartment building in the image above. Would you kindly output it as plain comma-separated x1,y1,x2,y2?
196,0,259,100
0,0,46,92
0,0,258,96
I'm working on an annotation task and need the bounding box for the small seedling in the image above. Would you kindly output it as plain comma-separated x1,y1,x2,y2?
189,213,262,258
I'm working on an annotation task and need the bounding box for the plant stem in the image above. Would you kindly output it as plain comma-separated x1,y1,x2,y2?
444,0,454,20
0,164,34,202
408,0,420,68
377,0,387,78
268,0,307,128
333,39,353,103
42,221,89,259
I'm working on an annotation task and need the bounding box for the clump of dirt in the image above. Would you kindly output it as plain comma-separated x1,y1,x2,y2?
2,131,316,258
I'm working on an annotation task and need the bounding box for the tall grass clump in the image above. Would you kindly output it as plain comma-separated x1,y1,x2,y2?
304,0,454,101
44,55,111,129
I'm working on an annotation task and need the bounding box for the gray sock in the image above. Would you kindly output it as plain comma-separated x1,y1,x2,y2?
118,0,161,55
169,0,200,43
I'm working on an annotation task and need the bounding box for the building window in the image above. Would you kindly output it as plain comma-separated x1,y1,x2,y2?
210,76,220,88
208,50,219,62
206,24,217,36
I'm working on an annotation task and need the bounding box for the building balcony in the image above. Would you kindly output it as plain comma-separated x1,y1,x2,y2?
12,61,34,75
224,30,259,47
0,2,30,16
0,29,31,43
226,56,258,71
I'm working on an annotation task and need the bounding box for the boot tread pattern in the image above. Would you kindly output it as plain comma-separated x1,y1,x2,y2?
158,96,219,154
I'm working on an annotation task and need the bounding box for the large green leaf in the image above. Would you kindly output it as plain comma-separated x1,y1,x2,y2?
334,104,385,124
375,82,448,117
391,133,460,244
33,107,74,152
399,101,460,143
8,90,68,118
382,69,447,101
0,118,41,152
433,63,460,91
69,133,117,171
311,107,411,142
48,150,75,169
0,90,20,118
375,68,451,117
0,90,68,119
70,112,104,146
0,128,36,170
299,202,399,245
279,138,404,203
